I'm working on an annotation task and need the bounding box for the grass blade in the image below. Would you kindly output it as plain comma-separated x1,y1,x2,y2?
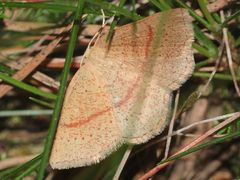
37,1,85,179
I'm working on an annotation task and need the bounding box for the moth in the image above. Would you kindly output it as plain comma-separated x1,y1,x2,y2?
50,8,194,169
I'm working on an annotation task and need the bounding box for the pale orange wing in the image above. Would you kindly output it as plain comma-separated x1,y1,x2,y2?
50,61,123,169
50,8,194,169
89,8,194,91
86,8,194,144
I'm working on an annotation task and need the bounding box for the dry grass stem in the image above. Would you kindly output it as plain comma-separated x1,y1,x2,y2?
139,112,240,180
0,25,72,98
163,90,180,160
220,10,240,96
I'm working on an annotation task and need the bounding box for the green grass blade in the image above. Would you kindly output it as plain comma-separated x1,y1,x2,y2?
0,72,56,100
150,0,172,11
198,0,220,33
175,0,212,31
0,63,15,75
86,0,141,20
37,1,85,179
0,2,75,12
194,25,218,58
195,59,211,68
0,1,141,21
193,72,240,81
0,154,42,180
192,42,212,58
15,159,41,180
29,97,54,108
106,0,127,42
159,0,172,10
131,0,136,13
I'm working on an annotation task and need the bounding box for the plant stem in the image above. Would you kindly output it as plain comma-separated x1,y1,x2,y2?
193,72,240,81
37,1,85,179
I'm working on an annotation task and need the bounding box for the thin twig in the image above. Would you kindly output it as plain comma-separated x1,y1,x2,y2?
138,112,240,180
5,59,60,89
0,25,72,98
220,10,240,96
163,90,180,160
113,145,133,180
80,10,107,66
198,42,225,98
43,56,82,69
134,112,237,156
174,112,238,135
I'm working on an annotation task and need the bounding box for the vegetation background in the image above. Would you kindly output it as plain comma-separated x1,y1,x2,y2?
0,0,239,179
